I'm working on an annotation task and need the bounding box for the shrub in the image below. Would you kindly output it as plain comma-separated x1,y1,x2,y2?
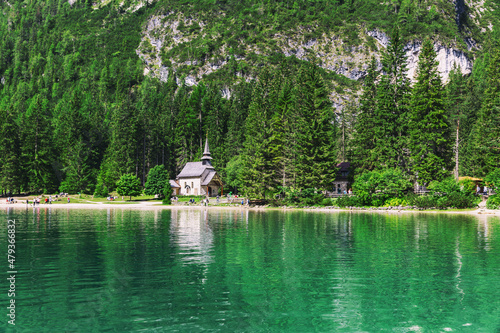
408,191,478,209
353,168,412,206
408,195,439,209
383,197,409,207
485,169,500,191
320,198,332,206
428,177,460,195
486,194,500,209
439,192,479,209
162,186,172,205
335,195,364,208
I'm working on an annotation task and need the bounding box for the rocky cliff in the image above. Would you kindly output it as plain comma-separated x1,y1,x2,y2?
136,12,475,86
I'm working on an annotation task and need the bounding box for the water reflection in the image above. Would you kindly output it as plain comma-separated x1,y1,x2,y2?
170,209,214,265
0,209,499,332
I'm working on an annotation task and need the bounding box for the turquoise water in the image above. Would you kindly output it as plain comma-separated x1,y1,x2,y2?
1,207,500,332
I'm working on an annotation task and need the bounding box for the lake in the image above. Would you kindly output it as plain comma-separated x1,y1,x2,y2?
1,207,499,332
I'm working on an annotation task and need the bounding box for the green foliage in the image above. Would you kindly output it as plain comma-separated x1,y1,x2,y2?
116,174,142,200
370,27,411,170
334,195,365,208
459,178,476,194
409,39,451,184
352,168,412,206
0,0,498,198
270,186,326,206
93,171,109,198
224,155,244,191
485,169,500,190
413,177,480,209
486,194,500,209
428,177,461,195
469,47,500,177
162,185,172,205
407,194,439,209
144,165,169,197
353,57,378,170
294,63,338,190
383,197,409,207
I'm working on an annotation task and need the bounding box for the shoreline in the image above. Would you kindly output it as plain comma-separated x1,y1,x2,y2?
1,202,499,216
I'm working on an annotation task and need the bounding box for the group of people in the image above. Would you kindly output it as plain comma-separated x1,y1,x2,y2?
5,195,73,205
477,185,489,196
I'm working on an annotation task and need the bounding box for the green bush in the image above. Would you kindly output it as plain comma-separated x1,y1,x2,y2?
353,168,412,206
485,169,500,191
428,177,460,195
408,191,478,209
335,195,364,207
383,197,409,207
408,194,439,209
162,186,172,205
320,198,332,206
486,194,500,209
437,192,479,209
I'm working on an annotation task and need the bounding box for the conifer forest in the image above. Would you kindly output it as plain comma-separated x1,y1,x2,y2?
1,0,500,200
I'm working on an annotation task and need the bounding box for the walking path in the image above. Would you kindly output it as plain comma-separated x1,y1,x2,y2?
1,200,499,216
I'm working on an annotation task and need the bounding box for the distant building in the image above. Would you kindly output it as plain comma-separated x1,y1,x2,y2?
332,162,350,195
170,138,223,197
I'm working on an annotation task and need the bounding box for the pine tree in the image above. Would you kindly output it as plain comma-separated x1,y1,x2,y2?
353,57,378,171
0,97,22,194
269,78,294,189
408,39,451,185
240,68,278,198
446,65,468,179
372,27,411,170
20,93,58,193
469,46,500,176
294,63,337,191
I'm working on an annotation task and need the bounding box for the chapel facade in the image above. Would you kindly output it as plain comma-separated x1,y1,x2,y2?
170,138,223,197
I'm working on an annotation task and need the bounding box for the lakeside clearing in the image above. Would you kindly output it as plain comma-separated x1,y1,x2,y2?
1,199,499,216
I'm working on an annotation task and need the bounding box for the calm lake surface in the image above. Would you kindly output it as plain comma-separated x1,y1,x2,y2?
1,207,499,332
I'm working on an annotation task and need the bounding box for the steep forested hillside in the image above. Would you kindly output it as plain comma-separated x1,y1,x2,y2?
0,0,499,197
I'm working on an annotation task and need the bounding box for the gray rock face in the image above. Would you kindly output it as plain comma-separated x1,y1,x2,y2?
405,42,472,82
137,11,473,89
367,29,472,82
367,29,390,48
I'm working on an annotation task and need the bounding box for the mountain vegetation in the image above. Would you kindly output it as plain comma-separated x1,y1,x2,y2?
0,0,500,200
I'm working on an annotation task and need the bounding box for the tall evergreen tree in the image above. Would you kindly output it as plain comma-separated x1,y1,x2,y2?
408,39,451,185
269,78,295,189
0,97,22,194
469,46,500,176
20,94,58,192
372,27,411,170
294,63,337,190
446,65,468,179
353,57,378,171
240,68,279,197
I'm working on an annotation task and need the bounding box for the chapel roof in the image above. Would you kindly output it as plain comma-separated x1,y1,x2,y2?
177,162,214,178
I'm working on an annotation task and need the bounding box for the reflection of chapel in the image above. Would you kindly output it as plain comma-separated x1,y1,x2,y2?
170,138,223,197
